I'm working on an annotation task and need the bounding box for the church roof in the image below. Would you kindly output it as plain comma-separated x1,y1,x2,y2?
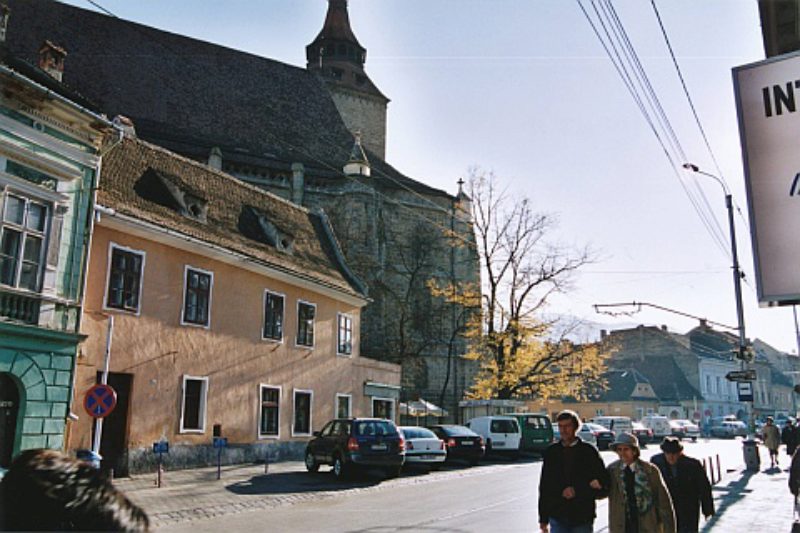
98,136,368,300
4,0,447,197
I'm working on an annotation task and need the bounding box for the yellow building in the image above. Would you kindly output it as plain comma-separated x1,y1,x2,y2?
69,137,400,474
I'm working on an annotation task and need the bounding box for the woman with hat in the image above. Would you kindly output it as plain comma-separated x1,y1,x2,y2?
607,432,676,533
651,437,714,532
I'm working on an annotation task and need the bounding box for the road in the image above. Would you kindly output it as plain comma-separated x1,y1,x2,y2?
160,438,746,532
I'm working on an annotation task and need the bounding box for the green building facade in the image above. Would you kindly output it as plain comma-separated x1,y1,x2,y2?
0,49,114,467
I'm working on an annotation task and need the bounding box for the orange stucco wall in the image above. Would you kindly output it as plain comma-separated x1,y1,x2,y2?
69,223,400,458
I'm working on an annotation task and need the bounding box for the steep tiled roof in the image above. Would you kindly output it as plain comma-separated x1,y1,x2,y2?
5,0,449,198
589,369,655,402
99,137,367,299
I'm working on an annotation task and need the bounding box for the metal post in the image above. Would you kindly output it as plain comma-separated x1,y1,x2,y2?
92,315,114,456
217,447,222,480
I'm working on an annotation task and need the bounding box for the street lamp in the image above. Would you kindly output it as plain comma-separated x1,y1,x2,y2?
681,163,748,363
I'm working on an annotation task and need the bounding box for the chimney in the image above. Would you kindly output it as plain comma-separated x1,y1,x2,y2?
291,162,305,205
0,5,10,44
112,115,137,138
38,40,67,82
207,147,223,170
661,324,668,332
600,329,608,339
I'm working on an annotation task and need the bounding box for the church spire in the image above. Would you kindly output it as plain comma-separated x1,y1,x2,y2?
306,0,366,71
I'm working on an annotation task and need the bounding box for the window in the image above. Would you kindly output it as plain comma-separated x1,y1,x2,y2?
182,266,212,327
337,313,353,355
296,301,315,347
336,393,352,418
371,397,394,420
106,244,145,312
293,389,313,436
262,291,284,341
705,375,711,393
259,385,280,438
180,376,208,433
0,194,48,291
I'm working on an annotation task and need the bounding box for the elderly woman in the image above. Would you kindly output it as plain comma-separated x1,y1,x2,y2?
607,432,676,533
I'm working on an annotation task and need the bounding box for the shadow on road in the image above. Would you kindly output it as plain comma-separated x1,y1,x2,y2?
226,470,382,495
701,469,755,532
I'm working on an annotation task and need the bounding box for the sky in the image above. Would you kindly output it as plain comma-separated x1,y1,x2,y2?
55,0,800,352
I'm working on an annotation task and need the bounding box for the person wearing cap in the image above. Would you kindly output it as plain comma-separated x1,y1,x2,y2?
607,432,676,533
538,410,610,533
651,437,714,532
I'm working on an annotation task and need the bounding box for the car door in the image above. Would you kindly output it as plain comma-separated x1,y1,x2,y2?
316,421,336,463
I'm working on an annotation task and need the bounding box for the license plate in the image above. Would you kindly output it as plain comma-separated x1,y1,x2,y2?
422,455,438,460
494,441,505,447
372,444,387,451
461,441,473,446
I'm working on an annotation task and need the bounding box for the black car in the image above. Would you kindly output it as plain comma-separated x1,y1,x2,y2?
304,418,405,479
427,424,485,466
582,422,615,450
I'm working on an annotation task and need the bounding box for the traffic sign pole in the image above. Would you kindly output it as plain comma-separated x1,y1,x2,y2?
93,315,114,458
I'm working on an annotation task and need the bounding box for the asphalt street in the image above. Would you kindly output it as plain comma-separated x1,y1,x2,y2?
156,438,753,532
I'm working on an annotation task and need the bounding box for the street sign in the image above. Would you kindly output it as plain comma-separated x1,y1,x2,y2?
738,381,754,402
83,384,117,418
213,437,228,449
153,441,169,454
725,370,756,382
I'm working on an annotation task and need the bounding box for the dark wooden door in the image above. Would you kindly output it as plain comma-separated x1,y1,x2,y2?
0,373,19,468
94,372,132,477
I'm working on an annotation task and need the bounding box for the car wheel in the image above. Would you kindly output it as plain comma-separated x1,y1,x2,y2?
304,450,319,473
332,455,349,479
691,437,697,442
384,465,402,478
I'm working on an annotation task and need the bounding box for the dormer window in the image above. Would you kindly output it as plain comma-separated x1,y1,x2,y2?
239,206,294,254
134,168,208,223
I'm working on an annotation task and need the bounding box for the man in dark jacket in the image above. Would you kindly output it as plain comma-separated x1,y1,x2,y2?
783,419,798,458
539,410,610,533
651,437,714,533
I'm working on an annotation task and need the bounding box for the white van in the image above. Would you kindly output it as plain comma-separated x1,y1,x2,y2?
641,415,671,439
590,416,633,435
465,416,521,456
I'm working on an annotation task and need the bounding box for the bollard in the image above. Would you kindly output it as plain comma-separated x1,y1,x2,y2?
264,451,269,475
716,454,722,483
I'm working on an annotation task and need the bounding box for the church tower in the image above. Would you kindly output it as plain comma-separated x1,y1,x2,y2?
307,0,389,159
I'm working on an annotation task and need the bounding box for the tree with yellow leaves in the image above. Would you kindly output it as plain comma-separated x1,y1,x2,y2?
457,169,607,401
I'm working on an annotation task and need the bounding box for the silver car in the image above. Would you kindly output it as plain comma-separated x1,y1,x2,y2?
399,427,447,470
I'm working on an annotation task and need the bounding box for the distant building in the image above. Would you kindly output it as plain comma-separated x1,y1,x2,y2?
71,137,400,474
759,0,800,57
0,19,114,467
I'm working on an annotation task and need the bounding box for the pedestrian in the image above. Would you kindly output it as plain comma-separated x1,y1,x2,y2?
783,419,798,458
762,416,781,468
538,410,610,533
651,436,714,532
0,448,150,532
607,432,676,533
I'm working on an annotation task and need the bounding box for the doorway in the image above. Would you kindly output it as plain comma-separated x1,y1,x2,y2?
0,373,20,468
93,372,132,477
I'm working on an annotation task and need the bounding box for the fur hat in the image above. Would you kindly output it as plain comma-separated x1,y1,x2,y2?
660,436,684,453
610,431,640,451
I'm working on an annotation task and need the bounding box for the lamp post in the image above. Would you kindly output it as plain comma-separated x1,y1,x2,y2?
682,163,747,361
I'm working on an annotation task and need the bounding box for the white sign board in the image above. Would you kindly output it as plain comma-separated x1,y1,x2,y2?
734,51,800,305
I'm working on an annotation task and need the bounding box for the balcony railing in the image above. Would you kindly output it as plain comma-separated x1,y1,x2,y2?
0,287,80,332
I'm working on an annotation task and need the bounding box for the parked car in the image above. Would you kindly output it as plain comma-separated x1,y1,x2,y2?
465,416,521,457
641,415,672,439
304,418,405,479
398,426,446,470
670,419,700,441
552,423,598,447
512,413,554,455
581,422,615,450
590,415,633,436
428,424,485,466
709,419,747,439
632,421,654,445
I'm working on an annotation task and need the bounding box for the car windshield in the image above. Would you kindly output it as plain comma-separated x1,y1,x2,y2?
490,419,519,433
400,427,436,439
355,420,398,437
522,416,550,429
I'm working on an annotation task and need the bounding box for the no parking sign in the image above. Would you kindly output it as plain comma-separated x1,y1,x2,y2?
83,384,117,418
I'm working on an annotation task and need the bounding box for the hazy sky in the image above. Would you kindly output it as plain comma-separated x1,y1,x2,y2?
56,0,798,352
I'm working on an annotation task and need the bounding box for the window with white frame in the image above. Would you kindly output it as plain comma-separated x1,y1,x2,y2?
0,193,48,291
180,376,208,432
259,385,280,437
336,393,352,418
293,390,313,435
371,397,394,420
182,266,212,327
337,313,353,355
296,301,315,347
106,244,145,312
263,291,284,341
